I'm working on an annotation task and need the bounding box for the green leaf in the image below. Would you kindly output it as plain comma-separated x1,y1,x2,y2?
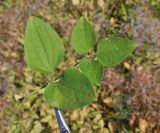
71,17,96,54
44,69,95,111
24,16,64,74
79,58,103,85
96,37,136,67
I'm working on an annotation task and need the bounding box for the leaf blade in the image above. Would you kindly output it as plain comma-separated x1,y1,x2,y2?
44,68,96,111
24,16,64,74
71,17,96,54
96,37,136,67
79,58,104,85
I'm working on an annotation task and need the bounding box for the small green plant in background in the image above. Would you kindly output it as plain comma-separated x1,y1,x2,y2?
24,16,136,111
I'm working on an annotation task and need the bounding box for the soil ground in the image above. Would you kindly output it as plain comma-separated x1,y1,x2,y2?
0,0,160,133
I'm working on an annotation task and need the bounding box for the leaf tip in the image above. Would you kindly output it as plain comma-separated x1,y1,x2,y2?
28,16,35,22
80,16,85,20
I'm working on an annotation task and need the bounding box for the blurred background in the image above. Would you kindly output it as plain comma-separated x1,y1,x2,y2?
0,0,160,133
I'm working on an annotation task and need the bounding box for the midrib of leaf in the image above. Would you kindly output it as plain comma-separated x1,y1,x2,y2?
80,87,95,100
89,61,98,83
73,91,81,106
33,20,51,71
28,27,49,72
58,84,79,107
108,38,134,65
39,25,54,69
43,25,55,69
97,38,135,66
58,83,94,104
82,19,89,51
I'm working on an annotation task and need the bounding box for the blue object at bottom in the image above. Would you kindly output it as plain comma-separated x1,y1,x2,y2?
54,107,71,133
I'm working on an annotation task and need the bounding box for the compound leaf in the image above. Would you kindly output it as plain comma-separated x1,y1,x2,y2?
24,16,64,74
71,17,96,54
79,58,103,85
96,37,136,67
